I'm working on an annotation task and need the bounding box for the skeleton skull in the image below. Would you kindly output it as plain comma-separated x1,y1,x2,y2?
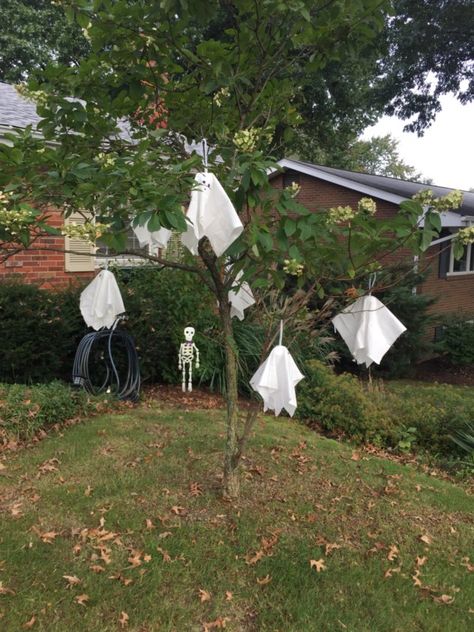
184,326,195,342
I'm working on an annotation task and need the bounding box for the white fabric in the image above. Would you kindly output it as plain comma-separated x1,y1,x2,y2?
332,295,406,368
250,345,304,417
132,220,171,250
80,270,125,330
229,271,255,320
182,172,243,257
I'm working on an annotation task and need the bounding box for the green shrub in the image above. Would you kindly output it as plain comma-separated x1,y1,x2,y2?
436,314,474,365
0,381,99,442
297,360,387,442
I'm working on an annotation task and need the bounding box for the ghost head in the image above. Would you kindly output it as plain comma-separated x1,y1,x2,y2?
184,326,195,342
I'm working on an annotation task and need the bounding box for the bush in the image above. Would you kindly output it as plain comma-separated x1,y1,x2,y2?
0,280,85,383
0,381,100,442
436,314,474,365
297,361,474,457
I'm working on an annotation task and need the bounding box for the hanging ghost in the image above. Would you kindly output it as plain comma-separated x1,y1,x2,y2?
132,218,172,250
332,294,406,368
181,172,243,257
229,270,255,320
80,269,125,330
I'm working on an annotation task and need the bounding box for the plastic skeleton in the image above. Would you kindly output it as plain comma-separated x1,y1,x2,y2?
178,326,200,392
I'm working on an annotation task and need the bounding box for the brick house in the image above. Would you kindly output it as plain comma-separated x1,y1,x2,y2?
1,83,474,320
271,159,474,321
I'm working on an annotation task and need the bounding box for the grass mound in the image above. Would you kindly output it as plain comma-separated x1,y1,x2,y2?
0,403,473,631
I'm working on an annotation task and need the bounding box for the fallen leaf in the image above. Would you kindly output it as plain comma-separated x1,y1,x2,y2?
246,550,264,565
145,519,155,530
0,581,15,595
128,551,142,567
189,482,203,497
461,557,474,572
119,611,129,628
384,566,401,578
310,559,326,572
325,543,341,556
84,485,93,497
225,591,233,601
419,534,432,546
199,588,211,603
23,616,36,629
387,545,399,562
256,574,272,585
39,531,58,544
10,502,23,518
158,531,173,540
415,484,422,492
74,594,89,606
416,556,428,567
156,547,171,563
433,594,454,605
412,570,423,587
203,617,230,631
170,505,186,515
63,575,81,588
351,452,360,461
90,565,105,573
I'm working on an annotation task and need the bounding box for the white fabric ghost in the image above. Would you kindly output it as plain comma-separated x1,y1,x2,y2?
229,271,255,320
132,219,171,250
250,345,304,417
80,270,125,330
332,295,406,368
181,172,243,257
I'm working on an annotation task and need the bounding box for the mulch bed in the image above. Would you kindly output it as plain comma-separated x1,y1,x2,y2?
143,384,255,410
413,358,474,387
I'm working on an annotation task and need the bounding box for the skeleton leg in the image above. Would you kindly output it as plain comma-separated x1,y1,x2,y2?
188,361,193,392
182,363,186,392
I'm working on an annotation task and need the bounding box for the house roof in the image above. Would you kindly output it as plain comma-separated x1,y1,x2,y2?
275,158,474,217
0,83,42,130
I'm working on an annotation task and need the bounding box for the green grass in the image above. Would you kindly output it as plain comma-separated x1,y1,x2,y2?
0,403,473,631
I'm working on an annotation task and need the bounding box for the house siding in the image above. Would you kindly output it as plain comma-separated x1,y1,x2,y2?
0,209,94,289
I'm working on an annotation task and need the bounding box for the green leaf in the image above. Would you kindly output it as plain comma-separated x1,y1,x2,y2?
284,218,296,237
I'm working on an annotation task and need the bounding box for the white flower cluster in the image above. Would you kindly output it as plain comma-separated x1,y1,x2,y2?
285,181,301,198
94,152,116,167
327,205,356,224
213,87,230,107
61,221,109,244
357,197,377,215
413,189,463,212
283,258,304,276
456,226,474,246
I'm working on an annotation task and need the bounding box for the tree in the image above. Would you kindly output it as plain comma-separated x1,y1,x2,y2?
0,0,89,82
0,0,466,498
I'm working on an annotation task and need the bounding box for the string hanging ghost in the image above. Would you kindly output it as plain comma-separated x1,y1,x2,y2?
178,326,200,392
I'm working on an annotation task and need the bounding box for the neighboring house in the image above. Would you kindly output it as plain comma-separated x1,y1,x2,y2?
1,83,473,322
271,159,474,320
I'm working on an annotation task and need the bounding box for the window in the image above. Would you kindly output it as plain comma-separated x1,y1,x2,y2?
448,241,474,275
282,170,300,189
96,227,152,269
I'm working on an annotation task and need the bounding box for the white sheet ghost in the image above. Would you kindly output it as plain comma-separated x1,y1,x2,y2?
181,172,243,257
132,219,171,250
229,270,255,320
250,345,304,417
80,269,125,330
332,295,406,368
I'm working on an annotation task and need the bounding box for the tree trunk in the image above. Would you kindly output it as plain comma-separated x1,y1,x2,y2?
219,296,241,499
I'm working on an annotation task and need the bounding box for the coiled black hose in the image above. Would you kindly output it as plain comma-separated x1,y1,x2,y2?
72,320,140,402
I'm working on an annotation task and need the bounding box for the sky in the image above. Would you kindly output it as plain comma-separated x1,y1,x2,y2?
362,94,474,191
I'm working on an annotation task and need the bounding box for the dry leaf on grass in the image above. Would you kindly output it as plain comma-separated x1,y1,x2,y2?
145,518,155,530
62,575,81,588
199,589,211,603
325,543,341,556
84,485,93,497
203,617,230,631
156,547,172,563
351,452,361,461
419,534,432,545
416,556,428,567
433,594,454,605
10,502,23,518
225,591,233,601
412,570,423,587
90,565,105,573
257,575,272,585
170,505,187,516
119,611,129,628
310,559,326,572
128,551,142,567
74,594,89,606
0,581,15,595
190,482,203,497
387,545,399,562
245,550,264,565
461,557,474,572
384,566,401,578
39,531,58,544
23,616,36,629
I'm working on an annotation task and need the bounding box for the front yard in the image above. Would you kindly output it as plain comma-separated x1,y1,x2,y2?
1,401,473,631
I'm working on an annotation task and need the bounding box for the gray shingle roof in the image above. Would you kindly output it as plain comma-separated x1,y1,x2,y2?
0,82,42,129
279,159,474,216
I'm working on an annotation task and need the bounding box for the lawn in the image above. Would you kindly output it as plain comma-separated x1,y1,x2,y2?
0,401,473,631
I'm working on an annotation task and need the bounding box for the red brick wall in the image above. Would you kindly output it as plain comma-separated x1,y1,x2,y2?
273,171,474,317
0,209,94,289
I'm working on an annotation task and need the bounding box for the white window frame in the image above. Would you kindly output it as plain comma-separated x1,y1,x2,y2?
95,227,160,269
447,218,474,277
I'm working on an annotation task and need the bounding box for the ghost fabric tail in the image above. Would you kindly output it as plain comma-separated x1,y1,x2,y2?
72,319,141,402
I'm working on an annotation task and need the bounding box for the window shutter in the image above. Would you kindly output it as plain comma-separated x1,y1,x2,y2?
64,212,96,272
